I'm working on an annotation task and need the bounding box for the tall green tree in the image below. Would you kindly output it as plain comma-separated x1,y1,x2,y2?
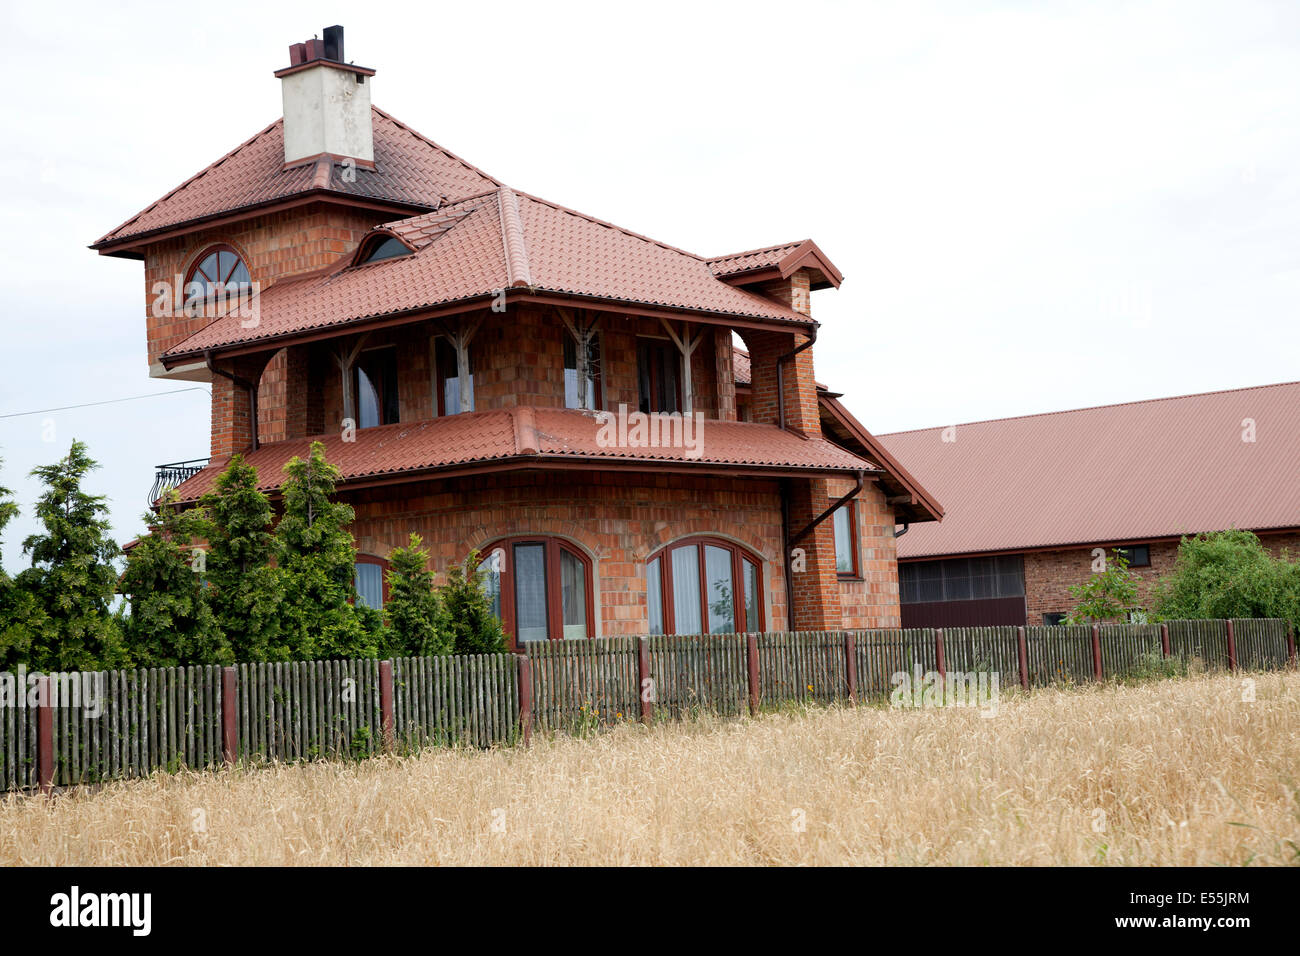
385,534,452,656
275,442,380,659
441,549,507,655
16,440,126,670
119,492,230,666
1153,529,1300,632
198,455,284,661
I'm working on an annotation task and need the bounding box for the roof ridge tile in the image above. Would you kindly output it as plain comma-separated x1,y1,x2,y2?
497,187,533,289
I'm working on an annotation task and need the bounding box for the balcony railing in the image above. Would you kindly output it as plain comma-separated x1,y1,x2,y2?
151,459,209,505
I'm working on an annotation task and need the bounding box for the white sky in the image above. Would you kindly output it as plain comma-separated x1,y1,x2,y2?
1,0,1298,572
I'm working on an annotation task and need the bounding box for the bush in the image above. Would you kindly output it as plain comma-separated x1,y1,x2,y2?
1152,529,1299,633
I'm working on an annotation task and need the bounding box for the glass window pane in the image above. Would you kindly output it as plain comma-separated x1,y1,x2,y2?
942,558,972,601
563,336,600,410
356,365,381,429
646,557,663,636
355,563,384,609
481,549,503,621
513,543,548,642
743,558,760,632
560,549,587,640
705,545,735,634
228,260,250,287
833,506,854,573
671,545,701,635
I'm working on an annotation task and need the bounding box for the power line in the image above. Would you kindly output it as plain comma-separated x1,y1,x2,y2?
0,387,210,421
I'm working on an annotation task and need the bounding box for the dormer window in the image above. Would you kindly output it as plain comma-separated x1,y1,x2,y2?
356,235,412,264
187,244,250,298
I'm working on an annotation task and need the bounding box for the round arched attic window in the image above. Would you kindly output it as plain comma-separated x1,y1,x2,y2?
186,244,251,298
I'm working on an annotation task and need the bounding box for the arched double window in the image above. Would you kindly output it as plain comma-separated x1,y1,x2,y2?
646,537,764,635
186,244,251,298
480,537,594,648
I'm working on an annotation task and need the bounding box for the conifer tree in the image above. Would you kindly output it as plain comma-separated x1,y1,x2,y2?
16,441,125,670
198,455,284,661
385,533,452,656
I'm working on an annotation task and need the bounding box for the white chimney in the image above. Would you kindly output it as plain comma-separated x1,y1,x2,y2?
275,25,375,168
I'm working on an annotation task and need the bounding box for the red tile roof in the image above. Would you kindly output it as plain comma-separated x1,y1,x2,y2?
170,407,881,501
93,108,500,248
877,381,1300,558
162,188,813,361
709,239,844,288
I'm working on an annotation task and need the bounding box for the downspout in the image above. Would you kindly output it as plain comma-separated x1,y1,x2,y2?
776,324,817,432
895,522,910,538
205,349,259,451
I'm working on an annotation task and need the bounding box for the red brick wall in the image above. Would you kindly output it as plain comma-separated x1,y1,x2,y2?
342,471,790,636
141,203,380,370
1024,530,1300,623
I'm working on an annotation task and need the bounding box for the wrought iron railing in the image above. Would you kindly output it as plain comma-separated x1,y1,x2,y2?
150,459,209,505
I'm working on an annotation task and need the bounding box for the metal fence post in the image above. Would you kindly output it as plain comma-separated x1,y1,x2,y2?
379,659,395,751
1160,622,1171,658
935,628,946,685
844,632,858,703
36,675,53,795
1016,626,1029,690
1225,620,1237,672
221,666,237,767
517,653,533,747
1091,623,1103,681
1288,623,1296,666
746,632,760,716
637,637,653,723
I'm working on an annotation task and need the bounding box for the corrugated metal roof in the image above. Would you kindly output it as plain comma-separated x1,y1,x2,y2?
878,381,1300,558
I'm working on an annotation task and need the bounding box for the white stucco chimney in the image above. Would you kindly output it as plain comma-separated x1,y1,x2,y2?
275,25,375,168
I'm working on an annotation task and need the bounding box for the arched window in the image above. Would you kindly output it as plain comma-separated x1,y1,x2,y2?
354,554,389,610
355,234,412,264
479,537,594,648
186,244,251,298
646,537,764,635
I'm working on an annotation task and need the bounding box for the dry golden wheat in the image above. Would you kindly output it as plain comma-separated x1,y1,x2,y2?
1,671,1296,865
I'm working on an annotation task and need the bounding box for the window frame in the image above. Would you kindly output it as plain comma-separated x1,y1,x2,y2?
480,536,595,651
352,346,400,429
185,243,251,301
831,499,860,580
636,337,682,415
1114,544,1151,568
354,233,414,265
353,553,390,610
645,536,765,635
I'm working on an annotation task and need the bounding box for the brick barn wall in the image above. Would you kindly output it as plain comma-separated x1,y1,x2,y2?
342,471,789,637
1023,530,1300,623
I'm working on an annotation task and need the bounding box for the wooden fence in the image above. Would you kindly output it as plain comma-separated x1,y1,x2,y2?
1,619,1292,793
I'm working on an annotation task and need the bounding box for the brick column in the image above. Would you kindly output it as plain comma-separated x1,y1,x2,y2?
737,325,822,438
713,327,737,422
210,353,272,459
786,476,842,631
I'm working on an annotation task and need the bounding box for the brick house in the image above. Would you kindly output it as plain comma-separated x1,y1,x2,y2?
94,27,941,649
878,381,1300,627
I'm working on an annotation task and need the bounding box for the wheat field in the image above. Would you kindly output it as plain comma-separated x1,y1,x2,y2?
1,671,1296,865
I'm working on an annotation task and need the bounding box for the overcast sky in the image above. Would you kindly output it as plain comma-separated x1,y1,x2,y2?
1,0,1297,572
